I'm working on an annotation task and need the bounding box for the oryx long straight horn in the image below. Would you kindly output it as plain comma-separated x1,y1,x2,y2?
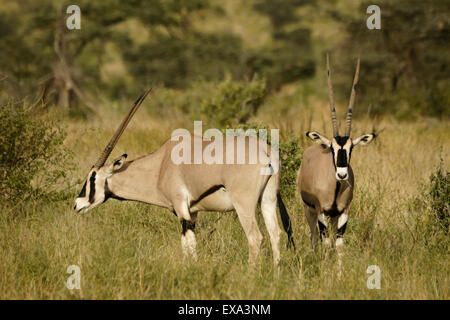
327,53,339,137
344,58,360,137
94,88,152,168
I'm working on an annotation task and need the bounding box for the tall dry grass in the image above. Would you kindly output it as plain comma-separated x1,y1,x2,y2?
0,91,448,299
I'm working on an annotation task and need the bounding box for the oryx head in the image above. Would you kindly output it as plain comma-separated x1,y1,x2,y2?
74,89,151,213
306,55,375,181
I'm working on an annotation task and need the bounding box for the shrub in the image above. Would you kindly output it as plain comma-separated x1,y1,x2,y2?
199,77,266,128
279,135,302,202
426,156,449,233
0,101,72,203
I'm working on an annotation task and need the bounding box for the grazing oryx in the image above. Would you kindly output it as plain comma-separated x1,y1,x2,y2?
297,55,376,255
74,89,294,266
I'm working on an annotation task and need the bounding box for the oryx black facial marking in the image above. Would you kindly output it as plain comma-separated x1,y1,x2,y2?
88,171,96,203
78,181,87,198
333,136,351,166
329,136,353,182
334,136,349,146
336,149,347,167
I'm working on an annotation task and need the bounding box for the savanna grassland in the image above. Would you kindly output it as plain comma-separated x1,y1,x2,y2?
0,94,448,299
0,0,449,299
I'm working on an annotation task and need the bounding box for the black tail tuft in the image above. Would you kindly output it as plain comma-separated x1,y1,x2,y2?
277,193,296,250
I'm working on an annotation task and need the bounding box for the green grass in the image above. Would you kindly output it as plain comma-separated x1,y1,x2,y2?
0,191,447,299
1,81,449,299
0,0,448,300
0,109,448,299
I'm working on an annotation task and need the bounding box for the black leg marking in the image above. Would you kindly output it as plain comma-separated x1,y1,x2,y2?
318,220,328,239
181,219,196,235
337,222,347,238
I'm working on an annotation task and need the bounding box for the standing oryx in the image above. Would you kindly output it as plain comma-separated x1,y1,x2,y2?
297,55,376,255
74,89,294,266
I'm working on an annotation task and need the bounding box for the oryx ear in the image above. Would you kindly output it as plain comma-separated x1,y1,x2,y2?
306,131,331,147
106,154,127,174
353,133,376,146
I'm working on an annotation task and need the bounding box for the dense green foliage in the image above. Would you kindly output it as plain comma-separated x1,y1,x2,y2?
426,157,449,233
199,77,266,127
251,0,315,90
334,0,450,118
279,136,303,201
0,0,447,118
0,101,71,202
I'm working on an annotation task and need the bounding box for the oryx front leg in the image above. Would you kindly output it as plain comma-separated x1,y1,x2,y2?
304,204,319,249
261,181,282,266
331,210,348,257
175,202,197,260
181,218,197,260
318,212,331,249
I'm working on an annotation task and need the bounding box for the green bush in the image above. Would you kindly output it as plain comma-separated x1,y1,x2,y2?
426,157,449,233
199,77,266,127
0,101,71,203
121,31,243,90
279,135,302,202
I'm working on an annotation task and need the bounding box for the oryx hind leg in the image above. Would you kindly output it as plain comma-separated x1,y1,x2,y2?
231,195,263,267
225,169,269,267
260,176,282,266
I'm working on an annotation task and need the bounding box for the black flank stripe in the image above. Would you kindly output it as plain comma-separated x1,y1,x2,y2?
190,185,224,207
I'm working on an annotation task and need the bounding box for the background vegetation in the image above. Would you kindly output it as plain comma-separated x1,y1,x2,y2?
0,0,448,299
